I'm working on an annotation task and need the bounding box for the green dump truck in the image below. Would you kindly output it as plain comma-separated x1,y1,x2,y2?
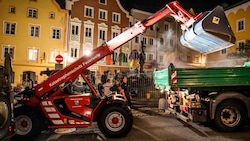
153,63,250,132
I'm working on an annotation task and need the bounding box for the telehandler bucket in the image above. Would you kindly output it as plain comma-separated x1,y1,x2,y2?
180,6,235,54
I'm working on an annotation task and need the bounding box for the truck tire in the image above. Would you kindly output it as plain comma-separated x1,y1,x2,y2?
98,105,133,138
0,96,11,139
13,107,43,140
214,100,246,132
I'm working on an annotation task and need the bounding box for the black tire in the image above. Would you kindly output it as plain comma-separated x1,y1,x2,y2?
98,104,133,138
13,107,44,140
0,95,11,140
214,100,246,132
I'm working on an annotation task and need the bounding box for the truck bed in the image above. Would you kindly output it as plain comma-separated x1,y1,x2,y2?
153,65,250,91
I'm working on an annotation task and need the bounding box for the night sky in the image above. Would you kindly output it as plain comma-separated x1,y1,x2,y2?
119,0,243,13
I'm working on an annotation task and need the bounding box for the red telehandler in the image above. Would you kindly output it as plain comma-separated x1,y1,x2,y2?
3,1,235,140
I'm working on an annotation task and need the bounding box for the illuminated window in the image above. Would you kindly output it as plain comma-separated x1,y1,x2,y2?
27,47,39,62
49,49,59,62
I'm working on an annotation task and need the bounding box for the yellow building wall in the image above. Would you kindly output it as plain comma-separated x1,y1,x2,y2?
0,0,67,86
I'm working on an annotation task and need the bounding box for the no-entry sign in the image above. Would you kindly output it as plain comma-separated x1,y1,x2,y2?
55,54,63,63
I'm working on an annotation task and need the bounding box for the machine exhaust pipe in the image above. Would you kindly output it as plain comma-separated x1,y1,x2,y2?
180,6,236,54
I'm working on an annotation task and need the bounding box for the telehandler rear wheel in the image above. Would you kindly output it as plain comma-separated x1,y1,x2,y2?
98,104,133,138
0,95,11,139
214,100,246,132
13,107,44,140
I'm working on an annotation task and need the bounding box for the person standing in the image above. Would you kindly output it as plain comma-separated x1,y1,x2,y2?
121,76,132,106
110,78,120,92
103,79,112,96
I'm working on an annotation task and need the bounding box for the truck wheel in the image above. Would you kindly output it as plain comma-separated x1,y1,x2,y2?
98,105,133,138
13,107,43,140
0,96,11,139
214,100,246,132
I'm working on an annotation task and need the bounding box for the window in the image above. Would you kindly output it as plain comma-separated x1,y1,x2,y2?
179,54,183,61
4,21,16,35
237,19,245,32
49,49,59,62
221,49,227,54
148,54,153,61
164,22,169,31
27,8,38,18
85,27,92,37
2,45,15,60
194,55,199,63
9,6,15,13
52,28,61,39
99,30,106,40
142,37,147,45
112,12,120,23
29,24,40,37
159,56,163,63
149,38,154,45
99,0,106,4
72,25,79,35
150,25,154,31
84,6,94,18
237,41,245,52
112,32,118,38
27,47,39,61
187,55,191,62
49,12,55,19
135,36,139,43
160,37,164,45
70,47,78,58
170,39,174,46
99,9,107,20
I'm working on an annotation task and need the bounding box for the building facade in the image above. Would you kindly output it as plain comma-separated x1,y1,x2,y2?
0,0,68,86
130,9,204,72
69,0,131,78
206,1,250,67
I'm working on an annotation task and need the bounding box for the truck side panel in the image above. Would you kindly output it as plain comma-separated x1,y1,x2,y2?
168,65,250,90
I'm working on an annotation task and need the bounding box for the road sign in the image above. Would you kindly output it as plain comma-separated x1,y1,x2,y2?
55,54,63,64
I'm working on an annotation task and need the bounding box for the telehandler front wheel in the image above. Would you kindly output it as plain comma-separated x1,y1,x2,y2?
0,95,11,139
214,100,246,132
13,107,44,140
98,105,133,138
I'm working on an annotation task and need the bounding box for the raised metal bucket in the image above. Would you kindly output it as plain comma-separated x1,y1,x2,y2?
180,6,236,54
